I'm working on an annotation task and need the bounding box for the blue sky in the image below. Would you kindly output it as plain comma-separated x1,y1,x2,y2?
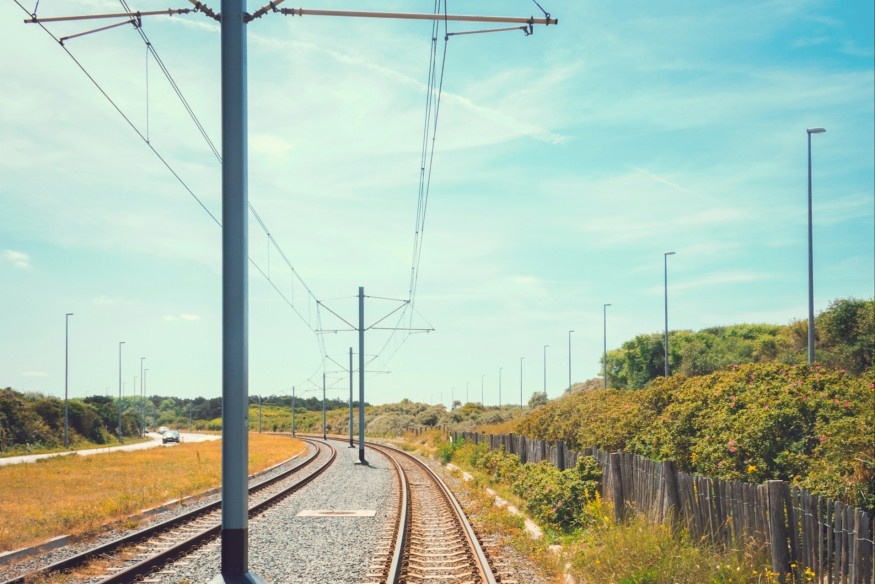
1,0,872,407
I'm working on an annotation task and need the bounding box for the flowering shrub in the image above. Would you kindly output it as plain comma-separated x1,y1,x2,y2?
516,363,874,511
455,442,602,533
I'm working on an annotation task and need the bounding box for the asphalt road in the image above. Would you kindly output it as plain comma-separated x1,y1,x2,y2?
0,432,221,466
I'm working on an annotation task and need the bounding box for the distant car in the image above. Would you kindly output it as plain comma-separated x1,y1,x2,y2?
162,430,181,444
158,426,169,435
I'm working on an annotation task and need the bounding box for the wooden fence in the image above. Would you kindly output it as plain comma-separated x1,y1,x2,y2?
455,431,874,584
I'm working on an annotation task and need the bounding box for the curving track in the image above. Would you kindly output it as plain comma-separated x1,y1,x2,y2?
1,437,336,584
365,442,498,584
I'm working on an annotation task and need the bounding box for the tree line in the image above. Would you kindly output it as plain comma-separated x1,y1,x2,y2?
602,297,872,390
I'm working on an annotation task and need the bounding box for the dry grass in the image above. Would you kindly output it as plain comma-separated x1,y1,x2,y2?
0,433,305,552
477,418,521,435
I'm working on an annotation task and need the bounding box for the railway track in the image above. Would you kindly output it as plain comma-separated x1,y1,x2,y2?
2,437,336,584
365,442,498,584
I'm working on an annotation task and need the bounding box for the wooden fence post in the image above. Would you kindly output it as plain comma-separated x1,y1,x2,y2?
662,460,681,528
610,452,625,523
557,441,566,471
767,480,791,582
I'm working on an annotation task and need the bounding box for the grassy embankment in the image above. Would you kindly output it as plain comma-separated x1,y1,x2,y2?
0,433,305,553
401,429,784,584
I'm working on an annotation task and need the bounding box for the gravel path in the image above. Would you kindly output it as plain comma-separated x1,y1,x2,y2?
159,439,395,584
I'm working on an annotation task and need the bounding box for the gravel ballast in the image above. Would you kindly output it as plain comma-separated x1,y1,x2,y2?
160,439,395,583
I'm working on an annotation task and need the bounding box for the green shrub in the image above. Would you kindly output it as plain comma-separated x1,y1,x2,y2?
517,363,874,511
451,442,602,534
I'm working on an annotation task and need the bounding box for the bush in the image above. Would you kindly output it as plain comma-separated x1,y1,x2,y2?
517,363,874,511
452,442,602,534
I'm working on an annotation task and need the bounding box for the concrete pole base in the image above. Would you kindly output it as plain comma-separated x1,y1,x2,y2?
210,573,265,584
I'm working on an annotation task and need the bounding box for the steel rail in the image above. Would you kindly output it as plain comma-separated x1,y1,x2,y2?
384,452,409,584
1,437,329,584
368,441,498,584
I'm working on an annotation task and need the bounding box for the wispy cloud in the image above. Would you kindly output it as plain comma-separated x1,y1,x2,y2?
164,313,202,321
840,41,875,58
3,250,30,269
666,271,774,293
93,295,132,306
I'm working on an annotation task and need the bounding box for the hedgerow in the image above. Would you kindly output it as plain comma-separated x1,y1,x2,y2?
515,363,874,511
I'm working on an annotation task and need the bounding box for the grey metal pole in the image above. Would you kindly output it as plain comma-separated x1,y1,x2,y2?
568,330,573,390
258,396,262,433
64,313,73,448
118,341,124,441
519,356,524,408
481,374,484,405
143,369,149,431
807,128,826,365
603,304,611,388
189,402,193,432
291,386,296,436
664,252,675,376
348,347,354,448
543,344,548,396
217,0,258,580
358,286,366,464
465,381,469,404
498,367,502,408
322,372,327,440
140,357,145,435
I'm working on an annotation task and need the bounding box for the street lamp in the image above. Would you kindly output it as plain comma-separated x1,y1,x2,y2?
118,341,125,441
568,330,574,390
543,345,549,396
519,356,524,408
664,252,676,376
64,313,74,448
140,357,146,434
291,385,296,436
498,367,503,407
807,127,826,364
143,368,149,432
603,304,611,388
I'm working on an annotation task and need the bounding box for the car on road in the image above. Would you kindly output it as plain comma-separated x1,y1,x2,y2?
162,430,181,444
158,426,169,435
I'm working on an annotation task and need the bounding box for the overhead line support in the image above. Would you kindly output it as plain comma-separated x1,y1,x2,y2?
276,8,557,27
25,8,192,24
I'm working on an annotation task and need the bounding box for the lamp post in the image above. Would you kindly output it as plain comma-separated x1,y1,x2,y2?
498,367,503,408
291,386,296,436
807,127,826,365
543,345,549,396
664,252,676,377
64,313,73,448
322,372,327,440
257,395,262,433
118,341,125,441
481,374,485,406
465,381,469,405
519,357,524,408
140,357,146,434
143,368,149,432
567,330,574,390
603,304,611,388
